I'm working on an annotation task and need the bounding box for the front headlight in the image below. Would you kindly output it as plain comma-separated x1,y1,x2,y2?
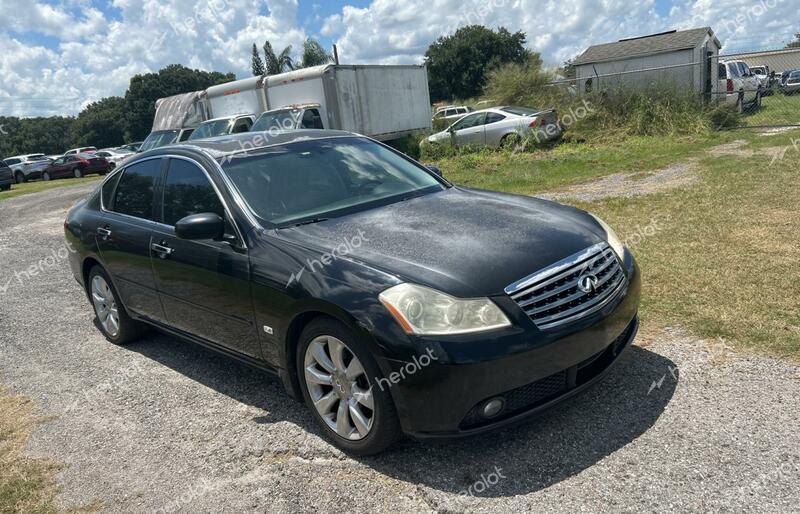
590,213,626,260
379,283,511,335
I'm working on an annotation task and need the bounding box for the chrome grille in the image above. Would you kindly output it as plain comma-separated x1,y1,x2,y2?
505,243,626,330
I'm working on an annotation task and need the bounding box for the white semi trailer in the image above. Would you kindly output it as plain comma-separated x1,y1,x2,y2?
251,64,432,141
144,64,432,145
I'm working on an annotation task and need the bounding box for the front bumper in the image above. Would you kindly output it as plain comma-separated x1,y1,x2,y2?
382,257,641,438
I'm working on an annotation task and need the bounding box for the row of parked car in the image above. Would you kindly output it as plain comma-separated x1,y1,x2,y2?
718,60,800,113
0,142,143,191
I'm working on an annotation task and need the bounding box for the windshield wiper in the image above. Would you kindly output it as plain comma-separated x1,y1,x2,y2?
287,217,330,228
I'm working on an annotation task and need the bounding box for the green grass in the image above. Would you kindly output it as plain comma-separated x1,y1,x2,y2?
741,91,800,127
0,176,101,202
443,128,800,359
0,387,62,514
435,131,745,195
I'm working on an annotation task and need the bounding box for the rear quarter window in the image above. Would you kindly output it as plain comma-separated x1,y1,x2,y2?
111,159,162,220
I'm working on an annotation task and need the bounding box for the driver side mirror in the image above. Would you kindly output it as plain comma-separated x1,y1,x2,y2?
175,213,225,240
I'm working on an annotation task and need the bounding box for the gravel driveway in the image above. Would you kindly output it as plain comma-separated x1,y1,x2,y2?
1,183,798,513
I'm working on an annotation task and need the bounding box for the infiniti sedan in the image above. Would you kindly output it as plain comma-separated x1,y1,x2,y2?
65,130,640,455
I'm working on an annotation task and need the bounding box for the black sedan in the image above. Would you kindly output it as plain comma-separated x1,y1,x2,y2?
64,130,640,455
0,161,12,191
43,153,110,180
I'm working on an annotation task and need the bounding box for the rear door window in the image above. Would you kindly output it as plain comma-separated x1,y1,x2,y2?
300,109,325,129
232,117,252,133
112,159,162,220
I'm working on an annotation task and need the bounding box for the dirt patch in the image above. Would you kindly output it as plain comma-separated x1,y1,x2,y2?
758,127,799,136
539,161,699,202
706,139,752,157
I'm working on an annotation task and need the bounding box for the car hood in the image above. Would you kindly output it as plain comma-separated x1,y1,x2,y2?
275,187,607,297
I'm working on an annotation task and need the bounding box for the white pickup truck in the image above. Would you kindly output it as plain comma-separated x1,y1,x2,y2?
718,60,762,112
188,76,266,141
250,64,432,141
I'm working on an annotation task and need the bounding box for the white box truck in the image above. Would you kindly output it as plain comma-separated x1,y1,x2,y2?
251,64,432,141
139,91,208,152
188,76,267,141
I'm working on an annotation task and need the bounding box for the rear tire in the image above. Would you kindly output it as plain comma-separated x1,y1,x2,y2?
87,265,145,345
42,171,51,181
73,167,84,178
297,317,402,455
500,133,521,149
0,184,10,191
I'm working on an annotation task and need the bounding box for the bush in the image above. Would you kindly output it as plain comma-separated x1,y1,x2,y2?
385,133,425,159
482,61,742,145
419,137,491,161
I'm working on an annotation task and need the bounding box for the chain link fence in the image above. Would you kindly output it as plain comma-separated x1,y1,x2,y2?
523,45,800,134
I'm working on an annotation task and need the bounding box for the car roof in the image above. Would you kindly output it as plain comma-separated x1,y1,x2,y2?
262,103,321,113
202,114,254,123
139,130,358,159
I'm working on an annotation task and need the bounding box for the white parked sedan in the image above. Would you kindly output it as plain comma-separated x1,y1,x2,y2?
425,106,561,149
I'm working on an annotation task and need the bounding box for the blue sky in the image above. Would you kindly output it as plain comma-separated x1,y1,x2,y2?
1,0,798,116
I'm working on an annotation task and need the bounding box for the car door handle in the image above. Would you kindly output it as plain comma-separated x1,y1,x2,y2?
151,242,174,258
97,227,112,240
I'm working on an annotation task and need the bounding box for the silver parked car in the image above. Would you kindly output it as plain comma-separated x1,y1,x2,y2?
425,106,561,148
2,153,52,183
784,70,800,94
432,105,473,124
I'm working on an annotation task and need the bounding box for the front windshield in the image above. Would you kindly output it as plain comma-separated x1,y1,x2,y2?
221,137,445,226
140,130,179,152
251,110,301,132
189,119,232,140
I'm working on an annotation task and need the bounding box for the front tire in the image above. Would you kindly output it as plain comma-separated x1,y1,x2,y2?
42,171,51,181
15,172,25,184
0,184,10,191
297,317,401,455
87,266,144,345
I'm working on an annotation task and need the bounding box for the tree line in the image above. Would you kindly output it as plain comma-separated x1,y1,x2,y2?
1,27,534,158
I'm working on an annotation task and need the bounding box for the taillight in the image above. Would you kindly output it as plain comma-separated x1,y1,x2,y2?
79,158,89,165
529,118,546,128
726,79,734,93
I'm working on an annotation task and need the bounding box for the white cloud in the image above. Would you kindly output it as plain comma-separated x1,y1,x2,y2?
0,0,798,117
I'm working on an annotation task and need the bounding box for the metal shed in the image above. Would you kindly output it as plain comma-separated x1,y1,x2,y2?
572,27,722,96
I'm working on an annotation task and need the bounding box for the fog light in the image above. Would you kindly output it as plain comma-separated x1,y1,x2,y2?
482,398,505,418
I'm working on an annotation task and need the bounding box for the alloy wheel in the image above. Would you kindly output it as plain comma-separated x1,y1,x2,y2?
91,275,120,337
303,335,375,440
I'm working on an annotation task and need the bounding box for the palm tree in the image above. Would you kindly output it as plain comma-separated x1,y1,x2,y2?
251,43,266,76
262,41,294,75
299,38,333,68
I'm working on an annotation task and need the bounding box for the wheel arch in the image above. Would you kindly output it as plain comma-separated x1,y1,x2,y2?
280,304,391,401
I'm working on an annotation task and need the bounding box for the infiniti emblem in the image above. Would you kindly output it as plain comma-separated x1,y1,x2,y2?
577,274,599,293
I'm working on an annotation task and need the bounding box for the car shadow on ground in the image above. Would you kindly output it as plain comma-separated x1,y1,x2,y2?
127,331,677,498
